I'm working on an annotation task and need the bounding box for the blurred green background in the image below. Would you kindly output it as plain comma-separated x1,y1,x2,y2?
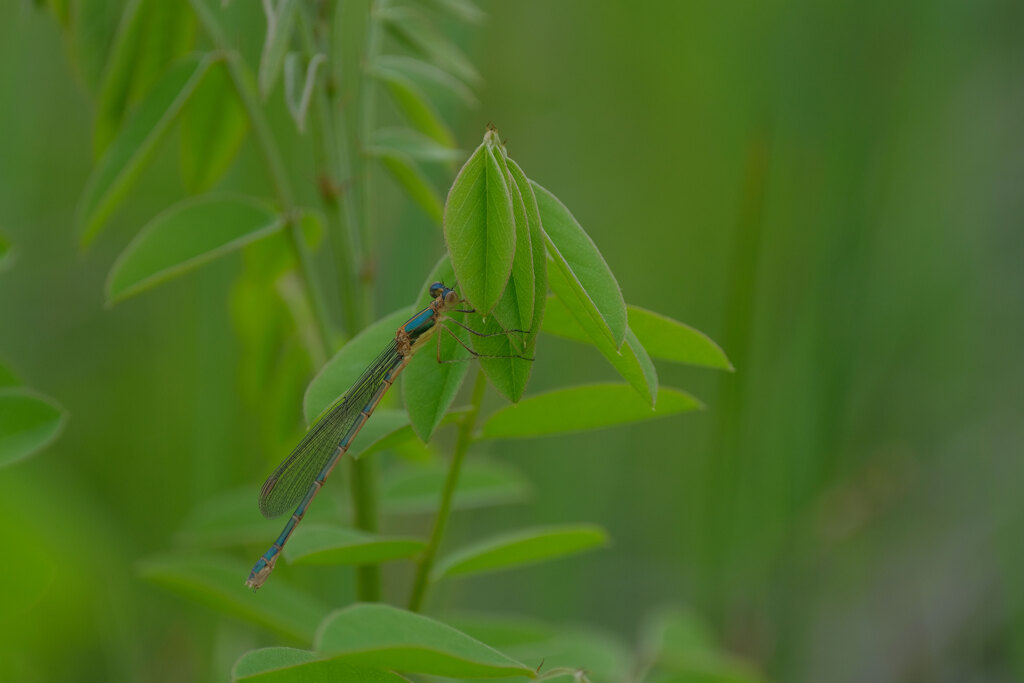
2,1,1023,681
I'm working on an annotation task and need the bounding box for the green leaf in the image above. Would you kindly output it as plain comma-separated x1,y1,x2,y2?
344,409,409,460
444,134,516,316
507,159,546,333
138,554,329,642
373,55,477,107
369,126,463,164
180,59,249,193
175,487,288,548
432,524,609,580
355,409,468,462
259,0,299,98
233,648,410,683
470,156,546,402
545,274,658,405
372,65,455,147
380,459,532,514
0,388,67,468
513,627,631,683
442,613,556,649
531,179,626,348
403,256,470,441
173,486,340,549
627,306,733,370
94,0,196,156
303,307,414,424
487,151,533,338
284,524,425,566
0,232,14,272
373,150,443,225
469,314,533,404
106,194,284,303
540,294,595,346
69,0,124,93
77,53,218,246
380,7,481,85
639,608,766,683
315,603,534,678
476,624,631,683
480,384,701,440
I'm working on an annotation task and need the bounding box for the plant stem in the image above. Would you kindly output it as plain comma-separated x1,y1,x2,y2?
340,0,389,601
359,0,386,260
189,0,334,357
297,7,367,336
349,455,381,601
408,369,488,612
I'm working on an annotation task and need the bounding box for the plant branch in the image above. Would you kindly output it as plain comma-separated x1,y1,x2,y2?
408,369,488,612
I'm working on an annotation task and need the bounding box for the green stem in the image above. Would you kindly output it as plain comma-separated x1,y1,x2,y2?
297,8,367,336
335,0,389,601
408,369,488,612
349,455,381,601
284,215,331,362
190,0,333,357
359,0,386,261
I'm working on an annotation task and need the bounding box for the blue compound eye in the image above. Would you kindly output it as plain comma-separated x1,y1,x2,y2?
428,281,445,299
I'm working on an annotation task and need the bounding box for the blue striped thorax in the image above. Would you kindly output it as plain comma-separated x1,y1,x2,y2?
404,282,458,340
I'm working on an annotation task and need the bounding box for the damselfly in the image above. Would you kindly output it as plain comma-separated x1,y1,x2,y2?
246,282,520,590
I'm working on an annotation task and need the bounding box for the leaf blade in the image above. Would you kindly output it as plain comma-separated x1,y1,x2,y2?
380,8,481,85
442,135,516,317
258,0,299,98
374,150,443,225
531,179,626,348
283,524,426,566
369,126,463,164
402,256,470,441
373,55,477,107
233,648,411,683
138,554,329,642
432,524,609,580
315,603,534,678
471,156,546,403
0,388,67,468
106,194,285,303
546,274,658,405
179,60,249,193
628,305,733,370
380,459,532,514
94,0,196,156
77,53,217,246
480,384,702,439
304,307,416,424
372,66,455,147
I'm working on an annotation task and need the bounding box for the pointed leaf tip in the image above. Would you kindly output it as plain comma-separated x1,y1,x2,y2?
106,195,284,304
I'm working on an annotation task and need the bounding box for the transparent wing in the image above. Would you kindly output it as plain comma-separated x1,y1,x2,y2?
257,341,403,518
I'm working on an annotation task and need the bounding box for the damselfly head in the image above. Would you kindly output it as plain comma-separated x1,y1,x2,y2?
428,281,446,299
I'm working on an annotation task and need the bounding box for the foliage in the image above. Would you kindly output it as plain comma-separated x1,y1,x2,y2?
18,0,760,681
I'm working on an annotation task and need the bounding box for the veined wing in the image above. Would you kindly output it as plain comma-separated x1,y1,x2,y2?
258,340,404,518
